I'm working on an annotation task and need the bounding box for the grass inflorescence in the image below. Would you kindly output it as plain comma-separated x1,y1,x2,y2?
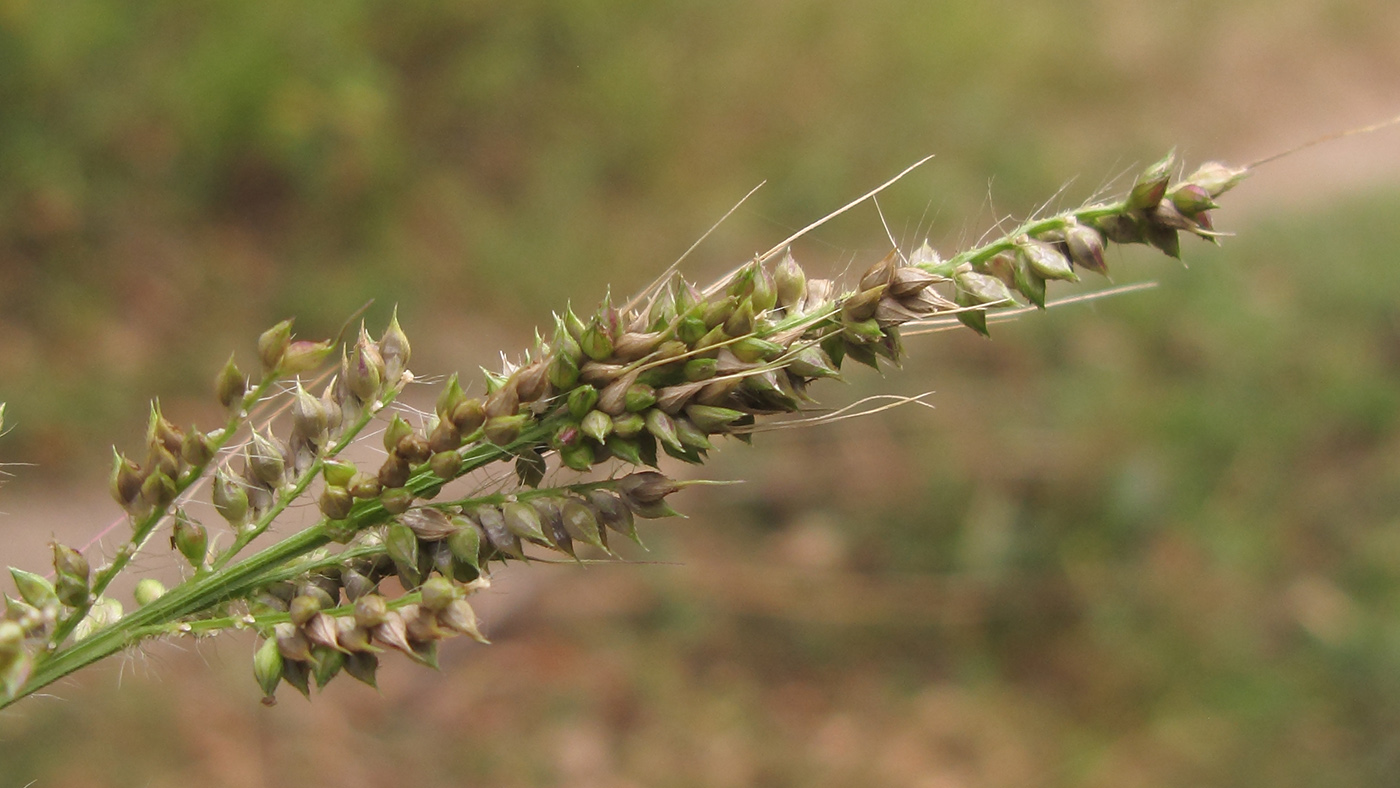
0,151,1247,707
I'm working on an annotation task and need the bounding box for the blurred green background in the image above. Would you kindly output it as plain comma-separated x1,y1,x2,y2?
3,1,1400,786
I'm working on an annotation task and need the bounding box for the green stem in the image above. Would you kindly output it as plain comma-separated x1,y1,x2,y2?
5,525,331,709
939,202,1127,274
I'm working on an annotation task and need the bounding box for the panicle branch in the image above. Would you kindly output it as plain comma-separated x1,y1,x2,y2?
0,153,1246,707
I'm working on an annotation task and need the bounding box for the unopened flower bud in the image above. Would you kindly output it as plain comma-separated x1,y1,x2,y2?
579,318,614,361
274,622,312,663
109,450,144,509
48,543,88,607
587,490,638,543
561,441,595,471
134,578,165,606
419,576,461,613
257,319,294,375
290,384,328,445
380,415,411,455
385,521,420,576
1168,182,1217,215
483,414,530,446
611,412,646,439
247,431,286,488
1019,237,1077,282
581,410,614,444
430,450,461,481
674,418,713,451
560,499,608,553
140,471,177,509
397,508,454,542
954,269,1015,307
447,397,484,435
751,265,778,313
723,299,755,338
345,329,385,402
354,594,390,629
215,354,247,411
347,472,381,499
774,249,808,309
887,265,941,299
645,408,682,451
378,307,411,383
567,386,600,421
860,250,898,291
435,374,468,423
1186,161,1248,197
289,594,322,627
1064,222,1108,275
170,512,208,568
617,471,682,505
145,403,184,459
10,568,57,609
371,611,416,657
395,433,431,465
377,454,411,489
549,351,581,390
282,339,336,376
683,357,718,382
146,441,179,480
841,288,884,323
513,361,551,403
212,467,250,525
684,404,746,433
180,428,216,468
475,506,523,559
439,599,489,643
502,501,547,544
379,486,415,515
1127,149,1175,212
254,635,284,704
483,378,520,420
1011,255,1047,309
731,336,783,364
318,485,354,520
447,519,483,571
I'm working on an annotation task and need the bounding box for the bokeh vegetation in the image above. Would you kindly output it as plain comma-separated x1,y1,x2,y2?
2,1,1400,786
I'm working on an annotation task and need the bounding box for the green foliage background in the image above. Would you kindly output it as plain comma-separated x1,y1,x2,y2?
2,1,1400,785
